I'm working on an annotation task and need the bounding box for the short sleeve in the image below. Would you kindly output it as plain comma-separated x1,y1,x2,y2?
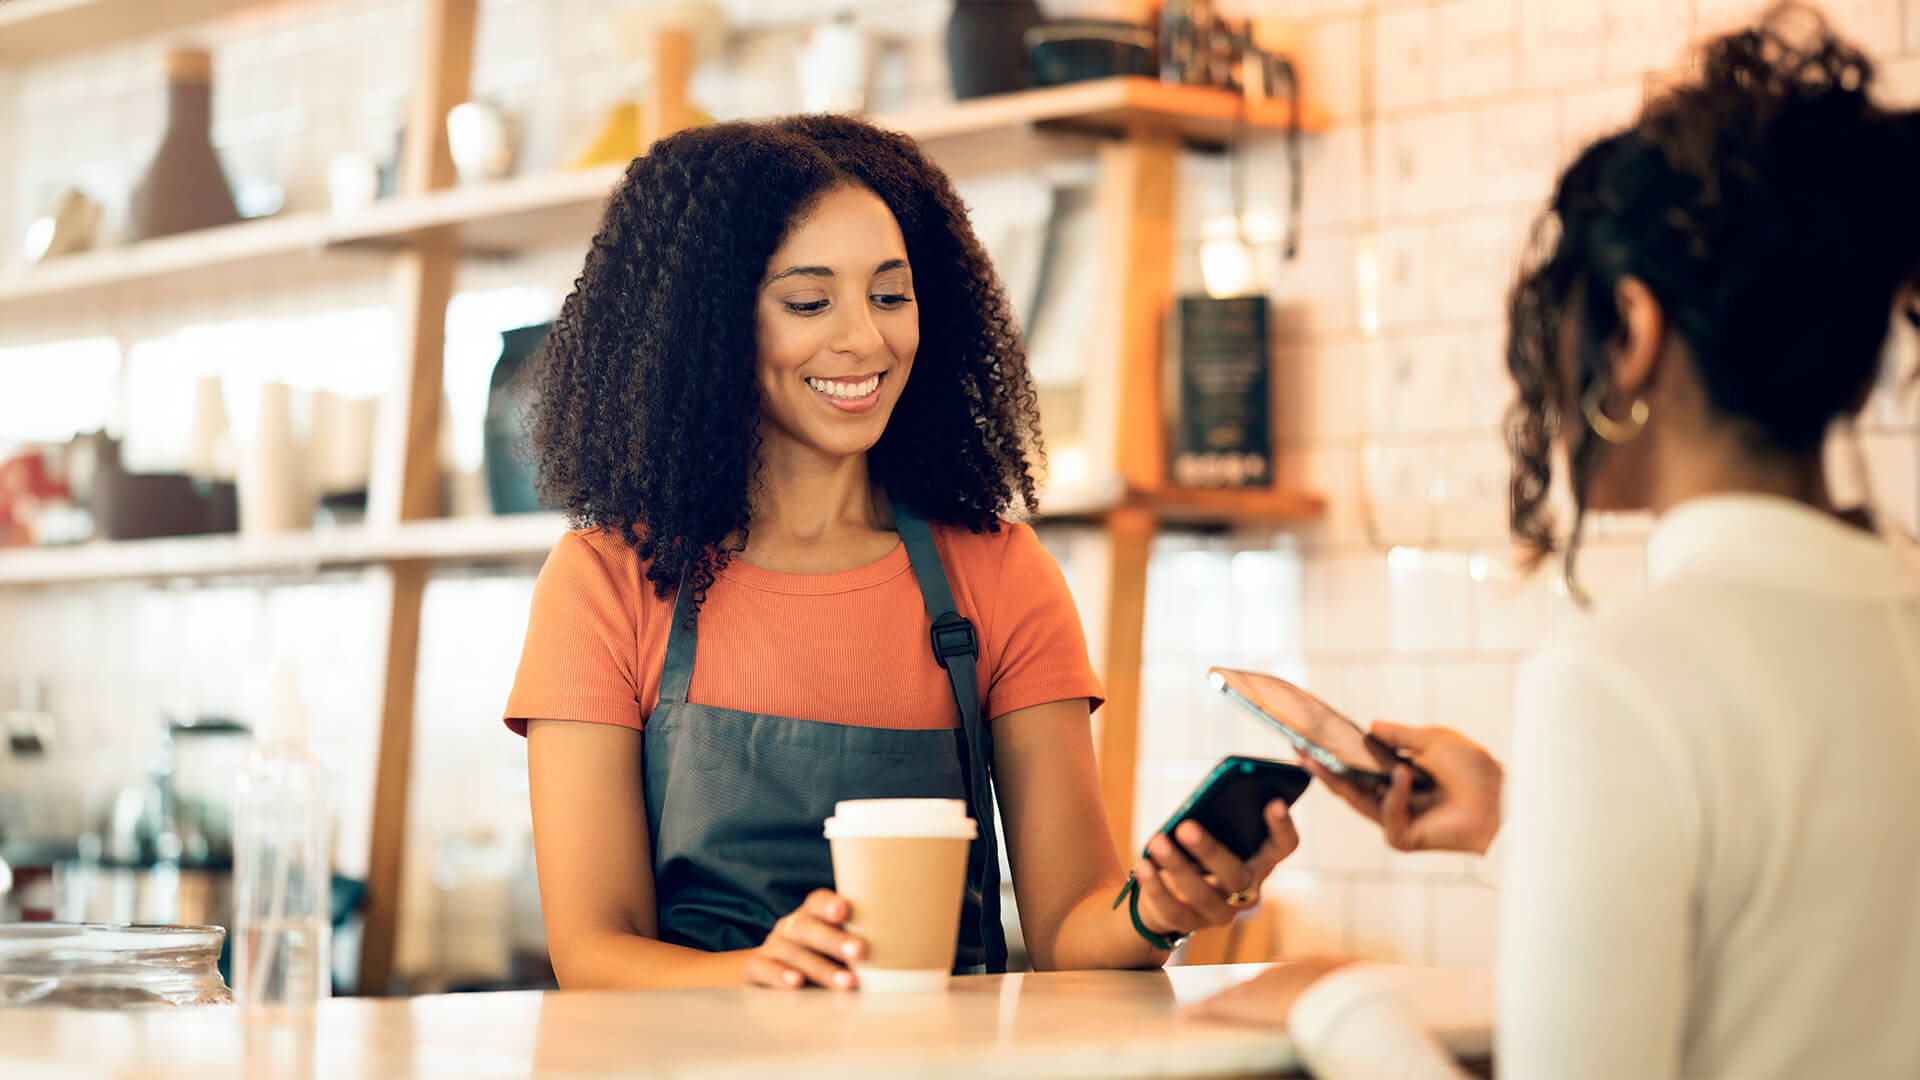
502,531,644,735
983,524,1105,718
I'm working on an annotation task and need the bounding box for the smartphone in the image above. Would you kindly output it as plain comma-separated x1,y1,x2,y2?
1148,755,1312,861
1208,667,1435,799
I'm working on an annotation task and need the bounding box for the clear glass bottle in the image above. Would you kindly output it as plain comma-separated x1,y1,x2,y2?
0,923,230,1008
230,670,330,1015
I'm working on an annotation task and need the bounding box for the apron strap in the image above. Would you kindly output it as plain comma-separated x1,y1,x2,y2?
891,500,1007,975
658,568,701,706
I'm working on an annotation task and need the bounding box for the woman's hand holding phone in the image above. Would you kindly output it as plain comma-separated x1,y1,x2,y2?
1134,799,1299,939
1309,721,1503,855
745,888,867,990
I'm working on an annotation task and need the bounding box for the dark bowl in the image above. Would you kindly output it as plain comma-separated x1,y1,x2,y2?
1025,19,1158,87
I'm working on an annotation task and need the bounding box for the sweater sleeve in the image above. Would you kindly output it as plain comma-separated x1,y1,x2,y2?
1288,965,1466,1079
1494,644,1700,1078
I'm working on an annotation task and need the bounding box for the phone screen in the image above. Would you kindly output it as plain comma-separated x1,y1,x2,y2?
1208,667,1413,784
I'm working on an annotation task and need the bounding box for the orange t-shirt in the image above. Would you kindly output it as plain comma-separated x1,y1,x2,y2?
503,521,1103,734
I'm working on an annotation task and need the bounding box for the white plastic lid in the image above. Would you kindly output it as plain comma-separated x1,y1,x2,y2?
822,798,977,840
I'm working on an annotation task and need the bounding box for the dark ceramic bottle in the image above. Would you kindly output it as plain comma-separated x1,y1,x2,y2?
945,0,1044,100
484,323,552,514
128,48,242,240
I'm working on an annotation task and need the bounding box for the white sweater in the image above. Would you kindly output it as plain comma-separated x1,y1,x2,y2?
1289,496,1920,1079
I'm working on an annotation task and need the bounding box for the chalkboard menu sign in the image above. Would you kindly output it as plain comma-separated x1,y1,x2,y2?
1169,295,1272,489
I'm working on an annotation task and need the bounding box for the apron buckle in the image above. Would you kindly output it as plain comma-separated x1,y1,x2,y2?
929,613,978,669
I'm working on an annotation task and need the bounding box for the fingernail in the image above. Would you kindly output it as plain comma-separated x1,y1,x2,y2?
834,972,853,988
785,972,801,987
841,941,860,960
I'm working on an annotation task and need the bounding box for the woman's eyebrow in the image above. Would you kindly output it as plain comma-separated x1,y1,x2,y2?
766,265,834,284
766,258,908,285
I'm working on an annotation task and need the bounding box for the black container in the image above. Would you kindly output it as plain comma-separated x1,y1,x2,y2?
80,433,239,541
1025,20,1158,87
484,323,551,515
946,0,1045,100
1168,295,1272,490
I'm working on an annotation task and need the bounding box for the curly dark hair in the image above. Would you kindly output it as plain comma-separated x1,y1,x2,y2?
1505,3,1920,594
529,115,1042,606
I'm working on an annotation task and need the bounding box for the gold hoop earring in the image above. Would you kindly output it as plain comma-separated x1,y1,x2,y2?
1582,382,1649,443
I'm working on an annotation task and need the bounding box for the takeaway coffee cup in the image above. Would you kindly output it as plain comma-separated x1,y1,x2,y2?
822,798,977,993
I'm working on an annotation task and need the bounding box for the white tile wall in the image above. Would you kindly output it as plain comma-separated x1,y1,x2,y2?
1602,0,1695,78
1350,879,1429,963
1295,16,1366,124
1472,98,1562,208
1437,0,1520,104
1556,78,1645,162
1373,5,1438,113
1429,881,1500,969
1519,0,1607,90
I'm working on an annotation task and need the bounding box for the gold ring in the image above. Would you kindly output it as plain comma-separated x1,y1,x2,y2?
1224,888,1256,908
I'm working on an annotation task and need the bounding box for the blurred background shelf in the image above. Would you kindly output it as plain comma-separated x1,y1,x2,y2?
1134,485,1326,524
0,79,1321,320
885,76,1330,146
0,481,1323,586
0,514,568,586
0,0,296,63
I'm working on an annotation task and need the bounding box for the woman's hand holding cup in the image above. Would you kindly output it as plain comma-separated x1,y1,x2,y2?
1133,799,1299,942
745,889,866,990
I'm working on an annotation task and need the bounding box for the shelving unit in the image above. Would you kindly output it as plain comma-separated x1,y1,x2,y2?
0,514,569,587
0,0,1326,992
0,78,1326,321
0,0,290,62
0,483,1324,588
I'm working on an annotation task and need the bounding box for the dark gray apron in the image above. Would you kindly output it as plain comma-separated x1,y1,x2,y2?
641,502,1008,974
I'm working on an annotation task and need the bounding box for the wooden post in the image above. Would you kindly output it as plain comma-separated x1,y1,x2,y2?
357,0,476,997
1096,506,1155,860
639,30,694,148
1088,131,1179,859
1099,133,1178,495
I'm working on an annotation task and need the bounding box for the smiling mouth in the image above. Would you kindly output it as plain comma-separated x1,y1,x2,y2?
805,373,883,402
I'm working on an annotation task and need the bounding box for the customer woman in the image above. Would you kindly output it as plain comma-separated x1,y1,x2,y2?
1195,10,1920,1077
505,114,1298,990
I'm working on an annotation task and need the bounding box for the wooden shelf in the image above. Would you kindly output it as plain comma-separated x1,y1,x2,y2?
327,165,627,254
0,514,569,586
1133,484,1327,524
0,479,1323,586
883,77,1331,147
0,0,295,63
0,210,336,312
0,79,1322,322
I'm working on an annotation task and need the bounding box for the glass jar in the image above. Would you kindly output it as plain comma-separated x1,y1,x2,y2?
0,923,231,1008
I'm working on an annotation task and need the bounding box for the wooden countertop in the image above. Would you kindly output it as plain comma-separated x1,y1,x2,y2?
1,963,1492,1079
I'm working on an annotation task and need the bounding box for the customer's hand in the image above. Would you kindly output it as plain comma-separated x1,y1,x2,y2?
1183,957,1353,1025
745,889,867,990
1134,799,1299,943
1308,721,1503,854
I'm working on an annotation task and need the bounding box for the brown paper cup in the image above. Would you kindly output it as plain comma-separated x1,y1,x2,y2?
823,799,977,993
